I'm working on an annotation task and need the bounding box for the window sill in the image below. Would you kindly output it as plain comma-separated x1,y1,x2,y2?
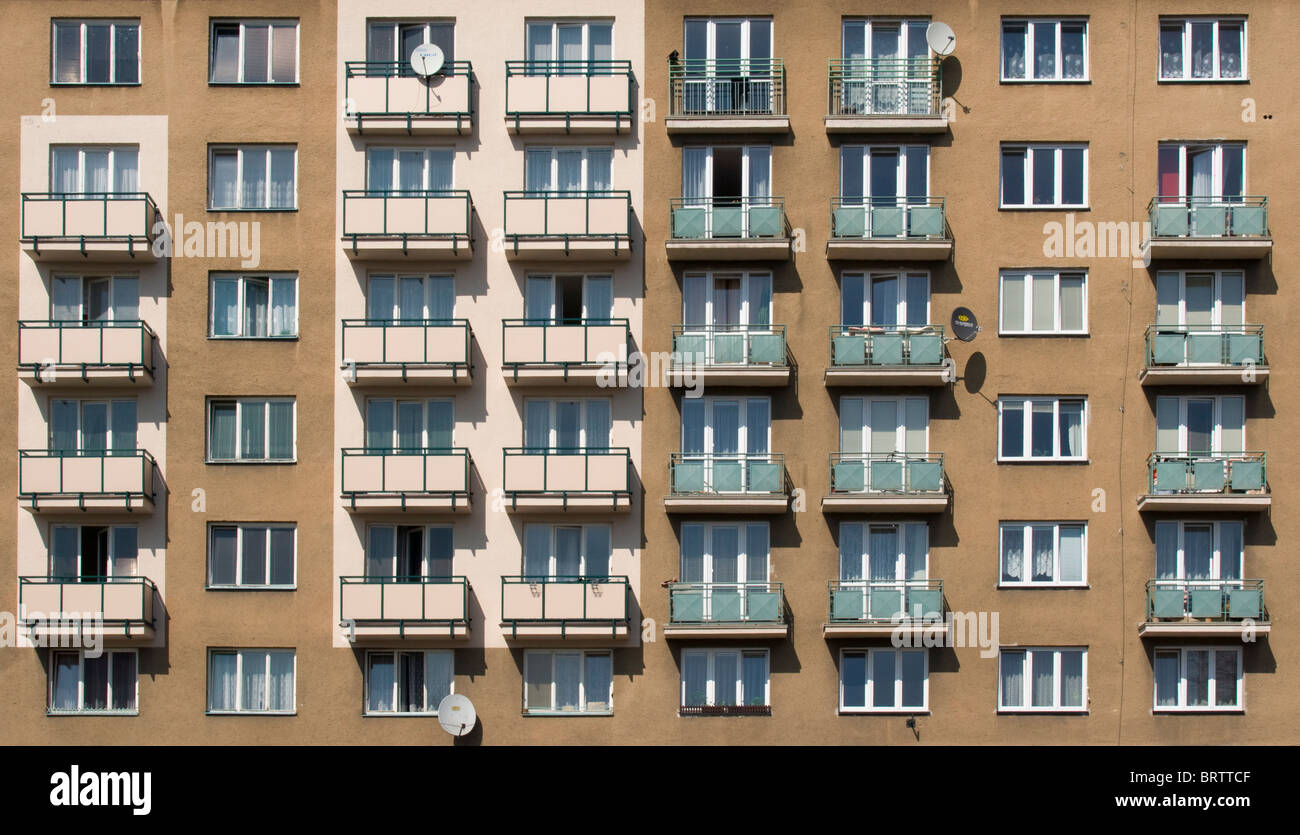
205,585,297,592
208,82,301,88
998,583,1090,590
998,332,1091,338
206,207,299,214
1000,78,1091,85
997,709,1089,715
997,458,1090,465
47,710,139,717
1157,77,1249,85
208,335,300,342
205,459,298,465
522,710,613,717
999,205,1091,212
1153,707,1245,714
679,705,771,717
363,711,442,718
205,710,297,716
839,708,930,715
50,82,142,88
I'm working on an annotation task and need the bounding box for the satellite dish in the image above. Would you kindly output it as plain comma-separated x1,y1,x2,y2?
437,693,477,737
411,42,445,77
926,22,957,57
951,307,980,342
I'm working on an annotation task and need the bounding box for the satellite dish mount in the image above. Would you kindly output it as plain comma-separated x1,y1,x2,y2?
411,41,445,78
925,22,957,57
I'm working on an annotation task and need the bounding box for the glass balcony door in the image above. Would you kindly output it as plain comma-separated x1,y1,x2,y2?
681,272,772,363
841,19,930,114
525,274,613,324
841,272,929,329
523,524,610,580
51,399,137,453
524,399,610,452
366,525,453,581
50,146,138,195
365,149,454,193
682,147,771,236
51,525,137,580
365,399,453,453
681,396,770,492
1155,396,1244,455
367,274,455,323
683,18,772,114
51,275,139,323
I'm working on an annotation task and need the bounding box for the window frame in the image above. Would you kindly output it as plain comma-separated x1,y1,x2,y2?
364,524,455,581
840,271,930,329
522,650,614,716
1155,394,1246,455
207,145,299,211
1156,142,1246,200
997,396,1088,462
839,395,930,455
525,19,615,67
363,397,455,452
522,523,612,580
48,145,140,195
50,273,139,324
522,398,612,452
679,521,771,584
680,395,772,457
999,144,1089,209
206,397,297,464
1154,270,1245,328
208,272,298,339
363,146,455,193
49,397,138,453
998,522,1088,587
838,144,931,202
366,273,456,323
1153,646,1243,712
680,647,770,711
998,269,1089,335
206,648,296,715
50,19,141,86
208,19,301,85
839,648,929,714
1000,18,1089,82
837,520,929,583
524,146,614,193
1154,520,1243,582
49,523,138,580
207,523,297,590
997,647,1089,713
364,649,454,716
1158,17,1247,82
48,649,139,715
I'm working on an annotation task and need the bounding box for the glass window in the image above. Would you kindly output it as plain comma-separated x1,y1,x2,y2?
1000,145,1087,207
840,649,926,712
207,398,295,462
1154,647,1241,710
523,651,612,714
207,649,295,713
999,523,1086,585
999,397,1086,461
49,650,137,713
365,650,453,714
680,649,769,711
1000,270,1087,334
1159,19,1245,80
209,21,298,83
209,146,296,210
1001,19,1087,81
210,273,297,337
208,525,295,588
52,20,139,84
999,648,1087,711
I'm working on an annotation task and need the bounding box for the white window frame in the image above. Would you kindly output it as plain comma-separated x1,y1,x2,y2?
839,144,931,201
841,18,932,60
208,145,298,210
838,521,929,582
48,650,138,715
998,522,1088,587
998,647,1088,713
1000,144,1088,208
206,397,297,463
681,271,772,327
679,522,770,583
998,269,1088,335
49,398,137,452
365,524,455,580
50,19,141,85
49,145,139,194
366,20,456,64
680,648,770,710
523,398,611,451
525,273,615,322
364,649,454,716
524,146,613,192
522,524,611,579
364,147,455,192
1153,646,1243,712
681,396,771,456
364,397,455,451
366,273,455,322
207,524,297,589
997,396,1088,461
681,145,771,201
525,20,615,65
683,17,773,64
50,274,139,323
840,271,930,329
1154,270,1245,327
839,648,929,714
839,396,929,455
1155,395,1245,454
1158,18,1247,82
49,524,138,580
522,650,614,715
1154,520,1243,581
209,273,298,338
209,19,300,84
1000,18,1089,81
1157,143,1246,199
206,649,296,714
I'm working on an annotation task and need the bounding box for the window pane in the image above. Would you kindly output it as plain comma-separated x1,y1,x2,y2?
741,653,767,707
1060,275,1085,331
241,150,268,209
211,527,238,585
901,651,924,707
83,655,109,710
243,279,268,337
872,651,896,708
683,652,708,707
1032,149,1055,205
110,653,136,710
1185,650,1209,706
1218,23,1242,78
1060,651,1084,708
1154,652,1180,707
211,152,238,209
1032,21,1056,79
1059,525,1084,583
1190,22,1213,78
1061,24,1085,79
1000,652,1024,707
271,25,297,83
584,654,612,712
243,25,269,83
1000,526,1024,583
211,25,240,82
842,652,866,708
1031,526,1055,582
241,652,268,711
240,401,266,459
1031,274,1055,330
367,653,395,712
1061,148,1085,205
269,149,296,208
115,25,140,84
1214,651,1238,707
241,528,268,585
209,402,237,459
270,278,296,336
525,653,552,710
714,653,738,706
1001,274,1025,331
1001,401,1024,457
1002,24,1026,79
1001,150,1024,204
426,651,454,710
54,23,81,83
210,652,238,711
1160,26,1183,78
268,401,294,459
1221,147,1244,200
85,24,112,83
111,400,137,452
1058,401,1083,457
1030,650,1055,707
1030,402,1054,457
52,654,80,710
268,652,294,711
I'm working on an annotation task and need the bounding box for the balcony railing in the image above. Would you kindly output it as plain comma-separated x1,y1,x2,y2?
341,318,471,379
830,452,945,494
20,192,160,253
343,60,474,133
831,196,948,240
504,60,635,130
18,320,155,381
18,576,156,634
669,57,786,117
502,190,631,253
501,318,629,377
671,196,789,240
827,58,943,118
339,576,470,637
1145,579,1266,623
829,325,946,367
670,452,787,497
1147,196,1269,239
18,449,155,511
672,324,788,368
500,575,631,638
668,582,786,627
1147,452,1267,495
1145,324,1264,369
828,579,946,624
340,447,471,509
502,447,631,507
341,189,473,252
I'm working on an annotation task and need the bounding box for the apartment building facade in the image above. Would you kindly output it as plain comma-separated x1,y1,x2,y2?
0,0,1293,745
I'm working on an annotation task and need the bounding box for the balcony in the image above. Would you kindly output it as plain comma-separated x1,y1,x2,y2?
501,448,632,512
1140,325,1267,385
341,319,471,386
341,190,473,260
1140,196,1271,261
19,450,155,514
827,197,952,260
343,61,474,135
665,453,789,514
505,60,635,134
501,319,629,385
340,448,471,513
823,579,947,640
825,58,947,133
18,320,156,387
20,193,160,261
822,453,949,513
1138,452,1270,512
339,576,470,640
669,325,790,387
665,582,787,639
667,197,791,261
825,325,949,387
666,58,788,133
18,576,156,642
502,191,631,260
500,576,630,641
1139,579,1269,638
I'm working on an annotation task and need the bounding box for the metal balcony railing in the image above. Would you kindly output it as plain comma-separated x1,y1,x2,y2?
1145,578,1266,622
670,452,788,497
341,318,472,379
18,575,156,629
20,192,161,251
17,319,155,379
1144,324,1265,369
1146,451,1267,494
18,449,155,510
341,189,473,252
669,57,786,117
339,447,471,509
668,582,786,626
504,59,635,130
672,324,788,368
827,58,943,117
502,447,631,507
830,196,948,240
500,575,631,638
343,60,474,132
1147,195,1269,239
502,190,631,253
827,579,946,623
829,324,946,367
339,575,470,637
501,318,629,376
829,452,945,494
671,196,789,240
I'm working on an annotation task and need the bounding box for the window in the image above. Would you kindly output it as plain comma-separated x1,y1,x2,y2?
367,274,455,322
365,148,454,193
998,397,1086,461
365,398,454,452
840,396,928,456
1155,521,1242,581
209,146,296,210
523,524,611,580
680,522,770,585
838,19,933,115
207,398,295,462
50,146,138,194
50,399,136,452
1000,270,1087,334
682,272,772,327
682,146,770,204
1002,19,1087,81
49,651,137,714
366,650,453,715
366,20,455,73
1155,395,1244,454
51,275,138,323
50,525,137,580
840,272,929,328
524,399,611,452
207,649,295,713
210,273,297,338
681,648,769,711
681,17,774,114
1159,18,1245,81
208,525,295,588
526,274,613,323
839,521,928,583
1155,271,1244,328
51,20,139,84
841,649,927,712
524,147,612,192
999,648,1087,712
526,20,613,72
524,651,612,714
366,526,454,580
1000,144,1087,208
1000,523,1086,586
682,397,770,458
840,145,929,205
210,21,299,83
1157,143,1245,201
1154,647,1242,711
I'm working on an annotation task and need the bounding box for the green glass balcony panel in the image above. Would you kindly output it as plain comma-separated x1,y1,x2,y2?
870,460,903,491
1230,460,1264,491
673,589,705,622
833,460,865,491
673,207,707,239
871,206,904,237
834,335,866,365
1153,588,1187,619
1231,205,1266,236
909,589,942,620
871,334,904,365
909,334,942,365
748,206,781,238
1190,588,1225,618
674,334,707,365
746,590,780,622
1154,205,1188,237
832,589,864,620
747,460,781,494
749,333,785,364
1187,333,1222,364
713,206,744,238
908,460,942,492
1227,333,1261,365
712,589,743,622
1191,205,1227,236
1193,460,1225,491
713,333,744,364
1154,461,1188,491
673,460,705,493
1228,588,1261,619
908,206,943,238
870,588,904,620
1152,333,1186,365
713,460,743,492
834,206,866,238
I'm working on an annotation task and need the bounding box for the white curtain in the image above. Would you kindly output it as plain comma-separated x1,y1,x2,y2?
1032,526,1054,581
241,652,268,711
84,151,110,193
1059,401,1083,457
1060,651,1083,707
904,524,928,580
584,277,613,320
267,401,293,459
556,150,583,192
425,652,453,708
680,524,705,583
427,150,454,192
746,148,771,202
1058,525,1083,583
584,400,610,451
367,653,395,712
839,523,863,582
869,527,897,582
114,149,139,193
1154,522,1178,580
524,400,550,449
241,151,268,209
1190,23,1213,78
584,654,611,711
51,278,82,322
243,279,268,338
681,400,706,454
525,149,552,191
554,654,581,710
1030,650,1054,707
713,653,738,706
1002,24,1026,78
268,652,293,711
428,277,455,320
367,149,394,191
523,526,550,578
586,149,612,191
1184,526,1212,580
211,152,238,207
712,403,739,455
211,653,238,711
711,527,738,584
1154,652,1180,707
555,402,580,449
1001,527,1024,582
682,148,709,203
745,524,769,583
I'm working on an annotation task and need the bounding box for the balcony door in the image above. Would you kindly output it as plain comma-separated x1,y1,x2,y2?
51,275,138,323
841,20,930,114
841,272,929,329
366,21,455,74
51,399,136,453
367,274,455,323
365,398,453,452
840,397,928,456
526,21,612,74
1155,271,1243,328
367,525,453,581
839,521,927,582
841,145,928,208
50,146,138,194
524,147,612,193
682,18,772,114
1155,521,1241,584
524,399,610,452
1157,143,1244,201
526,274,612,324
1155,396,1244,455
365,148,453,193
682,146,771,236
51,525,137,580
523,524,610,580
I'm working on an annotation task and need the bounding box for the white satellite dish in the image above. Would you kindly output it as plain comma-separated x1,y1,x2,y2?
411,42,445,77
926,22,957,57
437,693,477,737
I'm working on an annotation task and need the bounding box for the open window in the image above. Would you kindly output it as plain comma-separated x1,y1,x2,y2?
50,525,137,580
366,525,453,581
525,274,612,324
